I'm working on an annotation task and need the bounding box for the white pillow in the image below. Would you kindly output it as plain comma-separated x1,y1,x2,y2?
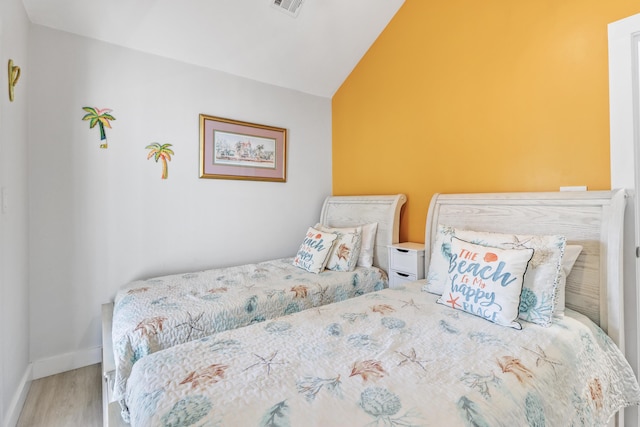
357,223,378,268
454,228,566,327
292,227,339,274
315,224,362,272
437,237,533,329
554,244,583,318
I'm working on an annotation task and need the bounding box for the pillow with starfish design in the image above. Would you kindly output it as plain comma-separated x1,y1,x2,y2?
315,224,363,272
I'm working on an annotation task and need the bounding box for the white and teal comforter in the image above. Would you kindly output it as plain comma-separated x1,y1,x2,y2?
124,282,640,427
112,258,387,405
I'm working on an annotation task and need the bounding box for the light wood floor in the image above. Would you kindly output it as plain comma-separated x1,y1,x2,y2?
17,364,102,427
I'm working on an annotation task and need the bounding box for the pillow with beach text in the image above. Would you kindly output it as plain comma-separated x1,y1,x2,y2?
437,237,533,329
455,228,566,327
292,227,338,274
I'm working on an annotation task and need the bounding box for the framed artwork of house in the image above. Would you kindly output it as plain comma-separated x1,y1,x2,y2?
199,114,287,182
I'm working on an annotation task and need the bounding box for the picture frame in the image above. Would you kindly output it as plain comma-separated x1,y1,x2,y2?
199,114,287,182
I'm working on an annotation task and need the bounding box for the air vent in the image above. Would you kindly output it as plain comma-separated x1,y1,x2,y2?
272,0,304,17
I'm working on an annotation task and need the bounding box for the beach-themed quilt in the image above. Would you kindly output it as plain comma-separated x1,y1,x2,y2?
124,282,640,426
111,257,387,405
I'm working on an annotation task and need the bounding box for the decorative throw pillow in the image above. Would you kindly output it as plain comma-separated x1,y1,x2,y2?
423,224,456,295
437,237,534,329
553,244,583,318
315,224,363,272
455,228,566,327
292,227,339,274
357,223,378,268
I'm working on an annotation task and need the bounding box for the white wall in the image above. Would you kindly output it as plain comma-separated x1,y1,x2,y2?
27,25,332,378
0,0,30,426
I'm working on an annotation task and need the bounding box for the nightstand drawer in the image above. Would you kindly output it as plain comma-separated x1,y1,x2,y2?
389,269,418,288
388,244,425,277
389,248,420,272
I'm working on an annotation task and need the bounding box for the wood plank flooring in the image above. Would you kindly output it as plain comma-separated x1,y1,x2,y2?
17,364,102,427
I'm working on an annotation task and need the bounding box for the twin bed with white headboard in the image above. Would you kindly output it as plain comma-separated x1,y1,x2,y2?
102,194,407,425
424,190,627,349
105,190,640,426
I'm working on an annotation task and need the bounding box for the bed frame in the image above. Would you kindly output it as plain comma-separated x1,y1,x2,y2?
318,194,407,273
425,189,629,426
101,193,406,426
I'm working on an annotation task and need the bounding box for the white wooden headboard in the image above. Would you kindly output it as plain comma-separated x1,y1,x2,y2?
319,194,407,274
424,190,627,351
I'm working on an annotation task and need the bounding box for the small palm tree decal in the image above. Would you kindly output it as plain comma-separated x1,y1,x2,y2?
82,107,115,148
146,143,174,179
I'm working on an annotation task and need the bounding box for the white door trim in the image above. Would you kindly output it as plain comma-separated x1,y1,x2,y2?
609,13,640,191
609,12,640,427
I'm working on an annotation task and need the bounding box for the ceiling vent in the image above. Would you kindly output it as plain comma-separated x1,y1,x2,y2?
272,0,304,17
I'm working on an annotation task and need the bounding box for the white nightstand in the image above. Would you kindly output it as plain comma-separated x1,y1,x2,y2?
387,242,425,288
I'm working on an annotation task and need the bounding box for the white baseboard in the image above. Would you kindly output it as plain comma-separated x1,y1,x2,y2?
31,346,102,380
2,348,102,426
3,364,32,427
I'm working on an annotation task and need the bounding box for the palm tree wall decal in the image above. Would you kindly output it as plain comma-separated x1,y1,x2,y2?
82,107,116,148
146,142,174,179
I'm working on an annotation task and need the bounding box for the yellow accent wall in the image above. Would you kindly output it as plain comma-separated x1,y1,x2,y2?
332,0,640,243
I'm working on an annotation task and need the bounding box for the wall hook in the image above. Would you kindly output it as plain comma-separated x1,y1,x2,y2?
8,59,20,102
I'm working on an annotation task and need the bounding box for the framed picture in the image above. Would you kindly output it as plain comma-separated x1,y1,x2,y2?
199,114,287,182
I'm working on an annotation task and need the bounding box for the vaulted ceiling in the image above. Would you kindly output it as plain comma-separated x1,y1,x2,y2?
21,0,405,97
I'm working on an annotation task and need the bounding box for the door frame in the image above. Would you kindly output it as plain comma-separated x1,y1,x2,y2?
609,12,640,427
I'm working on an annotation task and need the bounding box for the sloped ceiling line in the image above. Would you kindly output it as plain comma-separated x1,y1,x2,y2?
21,0,405,97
